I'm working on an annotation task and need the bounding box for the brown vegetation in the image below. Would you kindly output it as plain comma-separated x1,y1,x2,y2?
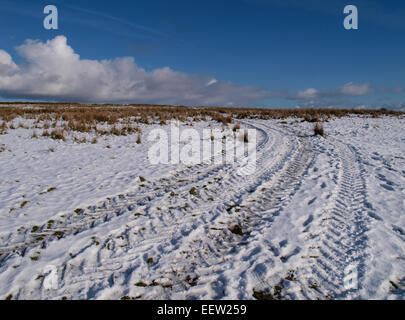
0,103,402,143
314,122,324,136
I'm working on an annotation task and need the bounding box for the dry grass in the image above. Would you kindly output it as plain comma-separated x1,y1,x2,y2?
233,123,241,132
0,103,403,143
73,135,87,144
314,122,324,136
243,131,249,143
50,129,66,141
0,121,7,134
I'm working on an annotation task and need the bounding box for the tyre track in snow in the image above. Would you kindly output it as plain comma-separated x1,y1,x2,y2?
0,123,268,265
44,121,284,299
10,121,304,299
143,123,315,299
6,122,371,301
2,121,276,299
295,137,371,299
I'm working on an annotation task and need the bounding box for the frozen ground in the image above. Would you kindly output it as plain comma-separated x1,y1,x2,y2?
0,115,404,300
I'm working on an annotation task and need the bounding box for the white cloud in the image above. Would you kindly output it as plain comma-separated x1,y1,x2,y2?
295,83,371,101
1,36,399,110
0,36,275,106
340,82,371,96
297,88,318,99
206,78,218,86
0,50,19,75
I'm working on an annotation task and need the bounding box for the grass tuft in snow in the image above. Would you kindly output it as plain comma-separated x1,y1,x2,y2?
252,290,273,300
229,224,244,236
189,187,197,196
314,122,324,136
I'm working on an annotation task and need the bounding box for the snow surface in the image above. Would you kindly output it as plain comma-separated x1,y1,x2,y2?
0,116,404,300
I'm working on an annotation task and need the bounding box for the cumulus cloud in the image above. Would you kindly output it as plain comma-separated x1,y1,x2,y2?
297,88,318,99
340,82,371,96
293,82,372,101
0,36,276,106
290,82,405,110
0,36,401,110
0,50,18,75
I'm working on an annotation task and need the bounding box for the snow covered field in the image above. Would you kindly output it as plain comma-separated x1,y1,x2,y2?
0,115,404,300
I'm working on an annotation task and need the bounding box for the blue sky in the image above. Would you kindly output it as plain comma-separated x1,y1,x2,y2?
0,0,404,109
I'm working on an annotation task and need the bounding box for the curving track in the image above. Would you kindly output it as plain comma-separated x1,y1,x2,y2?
0,120,380,300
